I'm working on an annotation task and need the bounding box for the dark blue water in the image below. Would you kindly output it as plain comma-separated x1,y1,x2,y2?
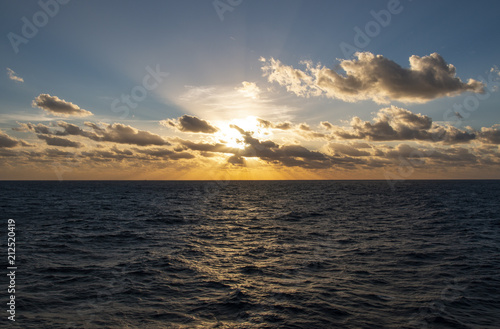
1,180,499,328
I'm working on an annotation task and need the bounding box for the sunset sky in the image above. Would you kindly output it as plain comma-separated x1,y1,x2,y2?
1,0,500,180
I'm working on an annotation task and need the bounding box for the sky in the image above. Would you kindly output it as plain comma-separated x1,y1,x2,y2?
1,0,500,180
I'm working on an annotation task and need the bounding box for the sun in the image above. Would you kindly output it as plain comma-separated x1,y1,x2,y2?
215,125,245,149
214,116,270,149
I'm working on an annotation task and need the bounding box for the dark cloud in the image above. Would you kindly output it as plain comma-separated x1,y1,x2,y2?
328,143,371,157
230,125,332,169
58,122,94,137
384,144,477,165
298,123,311,131
177,139,239,154
321,121,334,130
227,155,246,166
257,118,293,130
110,146,133,156
134,147,195,160
79,148,139,162
37,135,82,148
0,149,19,157
87,123,170,146
329,106,476,144
161,115,218,133
45,148,76,158
16,121,170,147
41,121,170,146
32,94,93,117
14,122,52,134
0,131,30,148
262,52,484,104
479,125,500,144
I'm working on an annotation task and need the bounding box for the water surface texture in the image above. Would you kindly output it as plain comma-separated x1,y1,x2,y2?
1,180,499,328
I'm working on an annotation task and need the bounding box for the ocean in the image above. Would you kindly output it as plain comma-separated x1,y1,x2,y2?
1,180,499,328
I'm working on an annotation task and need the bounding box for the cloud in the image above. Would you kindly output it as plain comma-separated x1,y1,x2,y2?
261,52,484,104
177,139,238,154
257,118,293,130
4,108,500,178
0,131,30,148
227,155,246,166
134,147,195,160
230,124,332,169
326,106,476,144
479,125,500,144
37,135,82,148
161,115,219,133
17,121,170,146
384,144,477,165
81,122,171,146
236,81,261,99
328,143,371,157
6,68,23,83
32,94,93,117
13,122,52,134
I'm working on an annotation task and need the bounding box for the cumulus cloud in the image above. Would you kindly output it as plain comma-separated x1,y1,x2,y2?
6,68,23,83
261,52,484,104
0,131,30,148
161,115,219,133
327,106,476,144
32,94,93,117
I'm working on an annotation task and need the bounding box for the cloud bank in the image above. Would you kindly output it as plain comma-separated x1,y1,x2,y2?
3,109,500,179
17,121,170,146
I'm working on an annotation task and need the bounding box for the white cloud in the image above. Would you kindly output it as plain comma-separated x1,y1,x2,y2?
236,81,261,99
261,52,485,104
6,68,23,83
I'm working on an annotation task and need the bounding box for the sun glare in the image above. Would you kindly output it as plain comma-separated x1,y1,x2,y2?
214,116,270,149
